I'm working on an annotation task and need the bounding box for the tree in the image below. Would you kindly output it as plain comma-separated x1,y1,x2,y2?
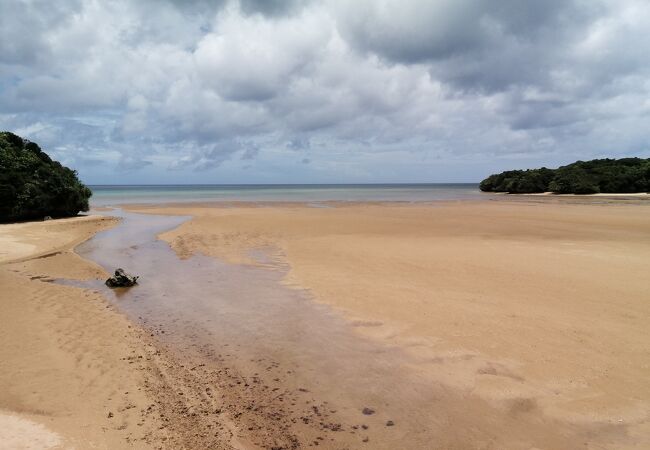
479,167,554,193
0,131,92,222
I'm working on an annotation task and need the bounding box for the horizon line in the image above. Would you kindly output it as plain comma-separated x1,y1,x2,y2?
87,182,480,186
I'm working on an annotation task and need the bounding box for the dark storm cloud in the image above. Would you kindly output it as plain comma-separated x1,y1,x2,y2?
337,0,602,91
1,0,649,182
239,0,311,17
338,0,576,62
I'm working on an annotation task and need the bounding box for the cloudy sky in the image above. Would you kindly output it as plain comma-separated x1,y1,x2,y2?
1,0,649,184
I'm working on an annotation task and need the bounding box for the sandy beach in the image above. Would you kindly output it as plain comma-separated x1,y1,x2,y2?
2,199,650,449
130,199,650,449
5,0,650,447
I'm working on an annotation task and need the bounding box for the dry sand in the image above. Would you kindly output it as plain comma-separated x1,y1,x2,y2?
128,199,650,449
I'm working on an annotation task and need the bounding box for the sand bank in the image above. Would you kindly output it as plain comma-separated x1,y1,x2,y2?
128,199,650,449
520,192,650,197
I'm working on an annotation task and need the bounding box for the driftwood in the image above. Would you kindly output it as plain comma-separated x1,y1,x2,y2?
105,268,139,288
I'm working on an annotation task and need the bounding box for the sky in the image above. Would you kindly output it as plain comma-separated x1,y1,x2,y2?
1,0,649,184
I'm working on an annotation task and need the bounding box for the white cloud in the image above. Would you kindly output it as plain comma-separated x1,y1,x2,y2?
1,0,649,183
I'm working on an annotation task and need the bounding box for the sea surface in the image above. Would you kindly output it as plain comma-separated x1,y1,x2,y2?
89,183,484,206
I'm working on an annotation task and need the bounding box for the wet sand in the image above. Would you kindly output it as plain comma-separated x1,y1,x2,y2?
126,199,650,449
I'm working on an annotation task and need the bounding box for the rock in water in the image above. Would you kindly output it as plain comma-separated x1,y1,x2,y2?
105,268,139,288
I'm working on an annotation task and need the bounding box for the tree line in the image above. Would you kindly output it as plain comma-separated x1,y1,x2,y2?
480,158,650,194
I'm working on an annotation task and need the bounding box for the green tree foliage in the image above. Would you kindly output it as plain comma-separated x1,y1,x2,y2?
479,168,555,194
480,158,650,194
0,131,92,222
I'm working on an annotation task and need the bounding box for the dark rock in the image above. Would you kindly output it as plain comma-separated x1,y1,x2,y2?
105,268,139,288
386,420,394,426
361,407,375,415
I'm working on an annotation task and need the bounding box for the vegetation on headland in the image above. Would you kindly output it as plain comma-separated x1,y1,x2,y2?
0,131,92,222
480,158,650,194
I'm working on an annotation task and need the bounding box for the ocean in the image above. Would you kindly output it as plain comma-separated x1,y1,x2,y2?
89,183,485,206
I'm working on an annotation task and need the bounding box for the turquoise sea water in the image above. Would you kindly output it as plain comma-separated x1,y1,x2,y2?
89,183,485,206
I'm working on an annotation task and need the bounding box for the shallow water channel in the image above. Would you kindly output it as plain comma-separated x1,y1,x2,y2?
67,209,599,449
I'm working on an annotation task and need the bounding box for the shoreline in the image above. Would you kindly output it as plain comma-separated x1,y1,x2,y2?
88,189,650,211
94,191,650,213
491,191,650,198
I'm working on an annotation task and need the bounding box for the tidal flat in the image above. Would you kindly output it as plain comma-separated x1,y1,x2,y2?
1,198,650,449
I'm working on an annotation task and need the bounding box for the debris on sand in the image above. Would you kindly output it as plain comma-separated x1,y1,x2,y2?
105,268,139,288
